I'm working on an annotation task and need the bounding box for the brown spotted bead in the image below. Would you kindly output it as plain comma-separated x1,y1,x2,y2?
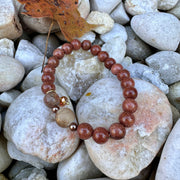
121,78,135,89
123,87,138,99
41,73,55,83
77,123,93,140
119,112,135,127
48,56,59,68
92,127,109,144
111,63,123,75
122,98,138,113
71,39,81,50
62,43,73,54
69,122,78,131
43,65,55,74
53,48,64,59
98,51,109,62
41,83,55,94
81,40,91,50
104,58,116,69
117,69,130,81
44,91,60,108
109,123,126,139
91,45,101,56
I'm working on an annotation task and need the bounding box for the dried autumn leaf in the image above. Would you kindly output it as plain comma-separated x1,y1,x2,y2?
17,0,97,41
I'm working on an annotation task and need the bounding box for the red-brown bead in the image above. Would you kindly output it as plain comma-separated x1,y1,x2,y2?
53,48,64,59
122,98,138,113
91,45,101,56
71,39,81,50
41,83,55,94
117,69,130,81
111,63,123,75
77,123,93,140
119,112,135,127
92,127,109,144
62,43,73,54
121,78,135,89
48,56,59,68
123,87,138,99
104,58,116,69
44,91,60,108
81,40,91,50
98,51,109,62
42,73,55,83
43,65,55,74
109,123,126,139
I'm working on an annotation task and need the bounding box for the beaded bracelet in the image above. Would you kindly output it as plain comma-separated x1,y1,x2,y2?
41,39,138,144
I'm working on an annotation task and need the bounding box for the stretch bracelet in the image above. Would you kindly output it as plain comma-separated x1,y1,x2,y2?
41,39,138,144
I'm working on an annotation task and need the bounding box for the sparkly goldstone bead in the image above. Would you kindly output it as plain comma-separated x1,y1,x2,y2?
59,96,69,106
55,108,75,128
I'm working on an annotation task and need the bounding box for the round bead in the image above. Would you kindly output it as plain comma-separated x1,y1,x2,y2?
53,48,64,59
71,39,81,50
123,87,138,99
119,112,135,127
69,122,78,131
104,58,116,69
62,43,73,54
91,45,101,55
121,78,135,89
117,69,130,81
98,51,109,62
52,106,60,113
109,123,126,139
77,123,93,140
59,96,69,106
92,127,109,144
111,63,123,75
41,83,55,94
43,91,60,108
43,65,55,74
56,108,75,128
122,98,138,113
41,73,55,83
48,56,59,68
81,40,91,50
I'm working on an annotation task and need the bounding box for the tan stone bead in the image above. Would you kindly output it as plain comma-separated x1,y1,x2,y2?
55,108,75,128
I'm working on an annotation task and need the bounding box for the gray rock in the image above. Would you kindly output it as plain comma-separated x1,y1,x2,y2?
125,0,158,16
32,34,60,58
168,0,180,19
126,26,152,61
155,118,180,180
76,78,172,179
15,40,47,74
0,38,14,57
0,90,21,107
57,143,103,180
131,12,180,51
127,63,169,94
171,105,180,124
78,0,90,19
0,135,12,173
145,51,180,85
0,55,25,92
158,0,179,10
0,114,1,132
167,82,180,111
90,0,121,14
100,23,128,42
0,0,22,39
4,86,79,163
7,142,56,169
110,2,130,25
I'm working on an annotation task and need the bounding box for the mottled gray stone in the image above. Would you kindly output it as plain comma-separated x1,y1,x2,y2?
158,0,179,10
0,38,14,57
168,0,180,19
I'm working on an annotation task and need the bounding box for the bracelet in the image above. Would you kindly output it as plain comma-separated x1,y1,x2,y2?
41,39,138,144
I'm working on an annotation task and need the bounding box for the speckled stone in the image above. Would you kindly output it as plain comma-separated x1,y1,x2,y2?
0,38,14,57
0,55,25,92
4,86,79,163
168,1,180,19
76,78,172,179
158,0,179,10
